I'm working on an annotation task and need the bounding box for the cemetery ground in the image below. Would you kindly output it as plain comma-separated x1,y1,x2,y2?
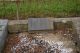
0,0,80,53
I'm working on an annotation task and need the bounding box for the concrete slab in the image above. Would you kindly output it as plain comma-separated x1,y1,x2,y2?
0,20,8,53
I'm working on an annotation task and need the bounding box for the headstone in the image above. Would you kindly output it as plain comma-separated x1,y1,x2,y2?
28,18,54,32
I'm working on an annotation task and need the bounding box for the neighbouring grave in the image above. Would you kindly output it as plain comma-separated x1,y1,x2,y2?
0,20,8,53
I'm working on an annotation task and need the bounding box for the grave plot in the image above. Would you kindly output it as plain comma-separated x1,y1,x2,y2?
3,18,79,53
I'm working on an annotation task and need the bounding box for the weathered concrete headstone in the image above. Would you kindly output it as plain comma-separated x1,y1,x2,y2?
0,20,8,53
28,18,54,32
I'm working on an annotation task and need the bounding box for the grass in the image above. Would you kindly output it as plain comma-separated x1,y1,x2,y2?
0,0,80,19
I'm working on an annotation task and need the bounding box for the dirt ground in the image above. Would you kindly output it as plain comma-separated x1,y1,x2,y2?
3,31,79,53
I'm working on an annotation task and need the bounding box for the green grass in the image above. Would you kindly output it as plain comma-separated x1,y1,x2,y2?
0,0,80,19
